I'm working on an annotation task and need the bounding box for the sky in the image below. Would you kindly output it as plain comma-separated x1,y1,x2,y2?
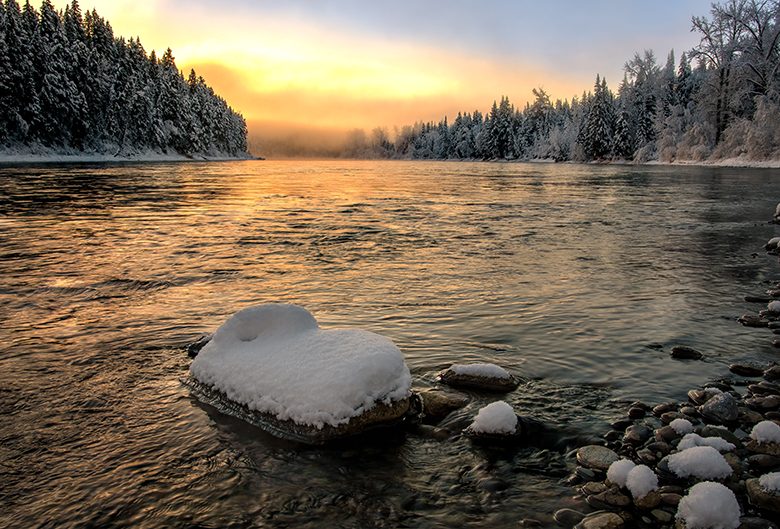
54,0,714,142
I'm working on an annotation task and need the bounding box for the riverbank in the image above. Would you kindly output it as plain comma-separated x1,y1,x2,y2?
0,148,258,164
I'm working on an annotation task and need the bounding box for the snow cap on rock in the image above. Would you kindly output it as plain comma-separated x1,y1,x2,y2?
625,464,658,499
467,401,517,435
677,433,735,452
607,459,636,488
676,481,740,529
666,446,732,480
760,472,780,493
751,420,780,444
670,418,694,435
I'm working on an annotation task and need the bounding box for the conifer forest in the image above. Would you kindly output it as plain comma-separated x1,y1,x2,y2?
0,0,248,157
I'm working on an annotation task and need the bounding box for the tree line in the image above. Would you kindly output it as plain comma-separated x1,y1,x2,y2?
0,0,248,157
345,0,780,163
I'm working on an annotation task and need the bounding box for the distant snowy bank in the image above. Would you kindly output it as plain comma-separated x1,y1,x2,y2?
0,147,256,164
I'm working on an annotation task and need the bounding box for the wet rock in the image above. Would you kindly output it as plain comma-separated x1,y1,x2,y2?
747,438,780,456
739,517,779,529
438,365,519,392
739,408,765,426
731,364,765,377
765,366,780,381
610,419,634,431
655,425,678,442
767,411,780,421
671,346,703,360
700,392,739,423
770,321,780,329
604,430,622,443
660,492,682,507
623,425,652,445
587,488,631,509
745,295,772,303
413,424,451,441
740,314,769,328
417,389,469,423
186,334,212,358
748,381,780,396
745,395,780,411
746,477,780,513
476,477,509,493
679,406,700,419
651,509,673,523
724,452,743,474
636,449,656,465
661,411,686,424
772,338,780,348
653,402,678,417
658,485,684,494
646,441,673,456
627,407,646,420
576,445,620,471
688,389,712,406
519,519,543,528
575,512,625,529
582,481,608,495
769,290,780,299
747,454,780,470
554,508,586,528
633,490,661,510
576,466,597,481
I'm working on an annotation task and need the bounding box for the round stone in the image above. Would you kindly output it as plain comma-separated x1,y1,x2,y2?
576,445,620,471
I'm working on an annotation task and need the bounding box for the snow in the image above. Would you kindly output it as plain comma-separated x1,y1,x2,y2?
704,387,723,396
760,472,780,493
670,418,694,435
677,433,735,452
607,459,636,488
0,148,253,164
449,363,512,380
750,420,780,443
775,203,780,218
767,236,780,247
666,446,733,480
625,464,658,499
769,300,780,312
189,304,411,428
676,481,741,529
467,401,518,434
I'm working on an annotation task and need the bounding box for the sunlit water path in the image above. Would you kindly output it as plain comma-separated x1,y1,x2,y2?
1,160,778,528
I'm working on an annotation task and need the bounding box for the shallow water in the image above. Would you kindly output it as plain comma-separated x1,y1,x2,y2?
1,160,779,528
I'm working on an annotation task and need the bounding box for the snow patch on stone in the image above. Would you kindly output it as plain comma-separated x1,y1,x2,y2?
677,433,735,452
676,481,740,529
666,446,732,480
449,363,511,379
751,420,780,444
769,300,780,312
670,418,694,435
189,303,411,428
760,472,780,493
607,459,636,488
467,401,518,434
625,464,658,499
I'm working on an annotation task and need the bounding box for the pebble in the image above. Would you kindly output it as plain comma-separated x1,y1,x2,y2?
476,477,509,493
659,492,682,506
587,488,631,509
745,295,772,303
738,408,765,426
610,419,633,431
700,392,739,423
651,509,672,523
671,345,703,360
739,313,769,327
687,389,711,405
730,364,765,377
747,453,780,470
627,407,645,420
698,426,742,446
749,381,780,396
554,508,586,528
437,367,519,392
766,411,780,421
660,411,685,424
738,517,779,529
745,395,780,411
747,438,780,456
679,406,700,418
622,425,651,445
576,446,620,471
654,425,677,442
636,449,656,465
633,490,660,510
581,481,608,495
646,441,672,456
575,512,625,529
604,431,622,443
418,389,469,423
652,402,678,416
770,321,780,330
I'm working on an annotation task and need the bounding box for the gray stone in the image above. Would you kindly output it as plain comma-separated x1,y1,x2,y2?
634,490,661,510
766,366,780,381
739,517,779,529
653,402,679,416
575,512,625,529
438,366,519,392
554,508,586,528
660,492,682,507
747,438,780,456
700,392,739,423
582,481,608,495
671,346,703,360
623,424,652,444
576,445,620,471
746,477,780,513
418,389,469,423
651,509,673,523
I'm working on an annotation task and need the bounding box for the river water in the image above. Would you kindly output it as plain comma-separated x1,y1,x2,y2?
1,160,779,528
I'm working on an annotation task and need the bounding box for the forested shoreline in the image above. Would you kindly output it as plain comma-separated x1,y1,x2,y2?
342,0,780,164
0,0,248,159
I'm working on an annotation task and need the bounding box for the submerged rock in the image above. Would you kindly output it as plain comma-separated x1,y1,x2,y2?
730,364,765,378
739,313,769,328
417,389,468,423
438,363,519,392
574,511,625,529
671,346,703,360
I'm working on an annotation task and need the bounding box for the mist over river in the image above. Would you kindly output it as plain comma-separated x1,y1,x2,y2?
1,160,778,528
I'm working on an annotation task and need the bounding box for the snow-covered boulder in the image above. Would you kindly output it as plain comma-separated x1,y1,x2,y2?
769,300,780,314
664,446,733,480
438,363,519,392
676,481,740,529
625,464,658,500
607,459,636,488
188,304,413,443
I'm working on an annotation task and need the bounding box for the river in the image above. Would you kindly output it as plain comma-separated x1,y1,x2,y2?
1,160,778,528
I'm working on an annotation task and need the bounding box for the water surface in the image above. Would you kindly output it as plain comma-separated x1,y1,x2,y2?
1,160,779,528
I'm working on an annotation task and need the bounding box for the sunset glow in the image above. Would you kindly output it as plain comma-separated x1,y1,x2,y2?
54,1,712,135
